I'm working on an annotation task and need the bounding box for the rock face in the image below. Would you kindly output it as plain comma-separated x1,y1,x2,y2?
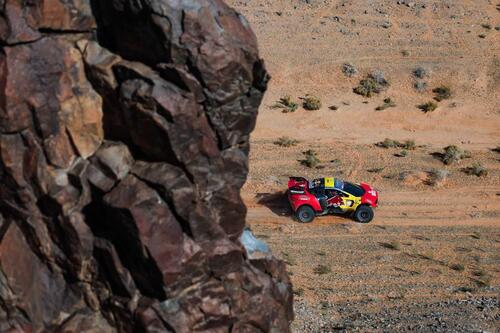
0,1,293,332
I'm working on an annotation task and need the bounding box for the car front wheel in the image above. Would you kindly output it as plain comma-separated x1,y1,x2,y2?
296,205,315,223
354,205,374,223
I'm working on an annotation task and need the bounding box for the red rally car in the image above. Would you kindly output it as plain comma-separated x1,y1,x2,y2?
287,177,378,223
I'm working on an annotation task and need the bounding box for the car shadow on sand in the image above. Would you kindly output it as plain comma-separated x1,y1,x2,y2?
255,191,292,217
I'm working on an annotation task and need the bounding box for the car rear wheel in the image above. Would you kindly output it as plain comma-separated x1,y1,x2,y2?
296,205,315,223
354,205,374,223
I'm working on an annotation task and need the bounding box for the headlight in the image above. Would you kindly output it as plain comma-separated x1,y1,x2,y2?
346,200,354,207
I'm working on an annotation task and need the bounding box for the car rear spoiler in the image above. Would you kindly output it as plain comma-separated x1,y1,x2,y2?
288,176,308,190
289,176,308,182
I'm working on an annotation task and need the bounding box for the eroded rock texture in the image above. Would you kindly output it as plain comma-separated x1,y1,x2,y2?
0,1,293,332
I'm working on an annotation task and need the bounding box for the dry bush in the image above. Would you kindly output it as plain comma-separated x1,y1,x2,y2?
272,95,298,113
463,163,488,177
274,137,299,147
449,263,465,272
313,264,331,275
395,149,409,157
419,101,438,113
413,67,428,79
441,145,471,165
380,240,401,250
342,63,358,77
427,169,450,186
376,138,415,150
353,71,390,97
302,96,322,110
433,86,452,101
375,97,396,111
301,149,320,168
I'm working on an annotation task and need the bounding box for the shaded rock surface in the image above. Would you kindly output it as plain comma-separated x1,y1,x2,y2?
0,1,293,332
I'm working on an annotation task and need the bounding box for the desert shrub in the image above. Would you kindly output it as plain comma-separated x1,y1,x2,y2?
413,67,428,79
478,34,487,39
401,50,410,57
302,96,322,110
380,240,401,250
491,146,500,153
376,138,415,150
375,97,396,111
301,149,320,168
427,169,450,186
463,163,488,177
272,95,298,113
414,81,427,92
472,269,486,277
401,140,416,150
353,71,390,97
273,136,299,147
328,105,339,111
376,138,400,148
419,101,438,113
367,167,385,173
449,263,465,272
481,23,492,30
433,86,452,101
342,63,358,77
441,145,471,165
313,264,331,275
395,149,409,157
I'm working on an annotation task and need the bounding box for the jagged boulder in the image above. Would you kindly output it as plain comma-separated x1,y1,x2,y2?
0,1,293,332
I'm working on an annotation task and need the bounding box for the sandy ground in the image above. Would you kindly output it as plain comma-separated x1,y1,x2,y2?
227,0,500,331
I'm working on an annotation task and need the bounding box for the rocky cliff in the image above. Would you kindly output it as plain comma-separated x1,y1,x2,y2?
0,1,292,331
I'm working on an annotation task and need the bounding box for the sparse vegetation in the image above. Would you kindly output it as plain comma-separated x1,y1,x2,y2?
433,86,452,101
449,263,465,272
375,97,396,111
272,95,298,113
491,146,500,153
313,264,331,275
413,67,428,79
419,101,438,113
473,276,491,288
440,145,471,165
301,149,320,168
380,240,401,250
342,63,358,77
353,71,390,97
481,23,492,30
472,269,486,277
478,34,487,39
463,163,488,177
328,105,338,111
401,50,410,57
376,138,416,150
367,167,385,173
427,169,450,186
414,81,427,92
273,136,299,147
395,149,408,157
302,95,322,110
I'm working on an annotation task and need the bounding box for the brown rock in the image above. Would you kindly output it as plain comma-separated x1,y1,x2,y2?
0,0,292,331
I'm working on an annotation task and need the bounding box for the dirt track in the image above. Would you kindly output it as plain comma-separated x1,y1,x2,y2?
241,141,499,332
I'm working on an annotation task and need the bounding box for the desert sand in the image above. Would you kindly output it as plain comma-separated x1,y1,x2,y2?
229,0,499,331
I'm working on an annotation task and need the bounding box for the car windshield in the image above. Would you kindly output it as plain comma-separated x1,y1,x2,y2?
343,182,365,197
